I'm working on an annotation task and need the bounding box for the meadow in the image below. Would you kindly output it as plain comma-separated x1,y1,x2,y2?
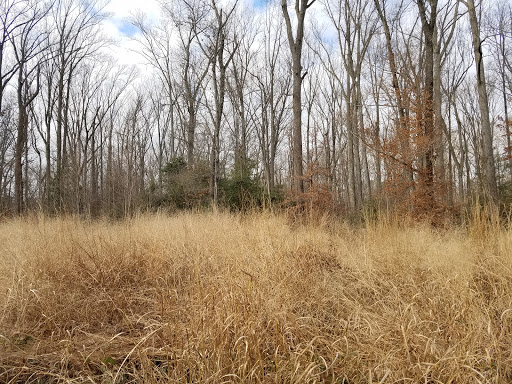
0,212,511,383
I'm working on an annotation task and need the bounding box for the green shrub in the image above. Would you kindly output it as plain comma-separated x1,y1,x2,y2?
219,159,263,211
161,157,210,210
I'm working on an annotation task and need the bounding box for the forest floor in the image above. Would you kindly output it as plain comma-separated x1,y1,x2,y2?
0,212,511,383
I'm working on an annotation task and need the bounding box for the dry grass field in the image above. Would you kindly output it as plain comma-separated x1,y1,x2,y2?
1,212,512,383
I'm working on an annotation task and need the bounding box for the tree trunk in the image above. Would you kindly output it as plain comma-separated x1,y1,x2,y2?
417,0,437,211
291,52,304,193
374,0,413,186
466,0,498,203
282,0,314,194
433,29,446,194
15,85,27,214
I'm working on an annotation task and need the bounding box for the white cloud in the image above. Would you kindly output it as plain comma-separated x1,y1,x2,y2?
104,0,161,20
100,0,161,66
103,0,161,36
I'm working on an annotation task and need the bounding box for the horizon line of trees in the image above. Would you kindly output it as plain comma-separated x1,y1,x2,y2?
1,0,512,220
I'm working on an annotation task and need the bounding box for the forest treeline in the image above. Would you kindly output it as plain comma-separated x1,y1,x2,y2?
1,0,511,219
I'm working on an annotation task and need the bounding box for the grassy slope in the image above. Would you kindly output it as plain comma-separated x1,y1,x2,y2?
0,213,511,383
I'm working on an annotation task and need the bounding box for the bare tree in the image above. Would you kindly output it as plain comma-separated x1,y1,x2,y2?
253,3,291,197
432,0,460,200
198,0,239,206
0,99,15,210
462,0,498,203
312,0,376,209
227,6,259,177
1,0,34,114
282,0,316,194
488,0,512,180
442,28,472,202
167,0,211,166
51,0,107,211
415,0,438,210
11,0,49,213
373,0,415,193
366,40,385,192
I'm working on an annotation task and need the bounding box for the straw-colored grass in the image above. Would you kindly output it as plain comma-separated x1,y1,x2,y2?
0,212,511,383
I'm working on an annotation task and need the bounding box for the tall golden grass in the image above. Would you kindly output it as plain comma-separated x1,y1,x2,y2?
0,212,511,383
